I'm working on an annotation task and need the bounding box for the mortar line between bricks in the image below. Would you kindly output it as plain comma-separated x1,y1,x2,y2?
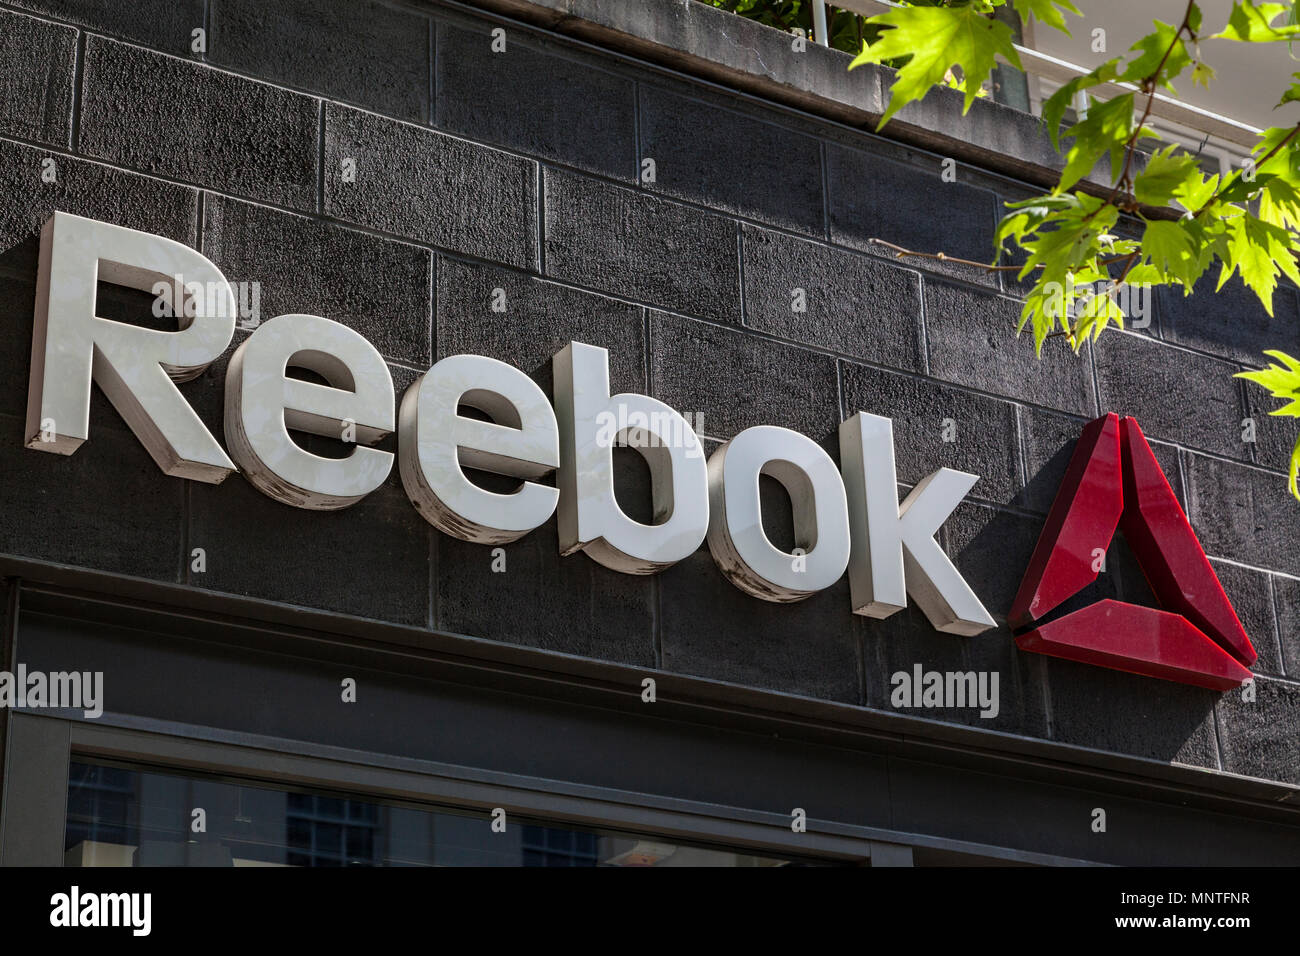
429,252,437,363
1086,341,1101,418
1175,446,1192,509
1013,403,1030,499
316,100,326,215
1102,323,1269,373
917,274,932,377
536,163,546,276
1205,553,1300,584
632,80,642,191
819,139,830,242
69,30,85,151
428,16,437,127
641,305,652,394
992,182,1007,296
735,221,747,328
195,191,205,253
1265,573,1285,679
835,359,846,423
1210,702,1225,772
1173,442,1291,480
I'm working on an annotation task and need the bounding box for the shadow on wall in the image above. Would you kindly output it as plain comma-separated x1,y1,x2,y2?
0,232,39,278
1157,271,1300,368
953,450,1223,768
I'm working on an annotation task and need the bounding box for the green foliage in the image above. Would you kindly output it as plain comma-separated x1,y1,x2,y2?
1237,352,1300,495
1140,219,1200,288
1132,145,1203,206
849,3,1020,125
1214,1,1300,41
1057,93,1150,193
1011,0,1080,35
842,0,1300,498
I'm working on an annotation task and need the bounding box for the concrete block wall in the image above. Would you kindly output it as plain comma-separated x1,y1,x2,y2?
0,0,1297,785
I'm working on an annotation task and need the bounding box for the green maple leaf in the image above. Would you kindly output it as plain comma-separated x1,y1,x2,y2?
1171,166,1220,212
1237,350,1300,498
1041,59,1121,151
1019,280,1061,353
1011,0,1082,34
1214,1,1300,41
1056,93,1150,193
1122,20,1192,88
1133,145,1203,206
851,5,1021,128
1141,220,1202,288
1290,435,1300,500
1278,72,1300,107
1237,350,1300,397
1261,176,1300,230
1221,214,1300,311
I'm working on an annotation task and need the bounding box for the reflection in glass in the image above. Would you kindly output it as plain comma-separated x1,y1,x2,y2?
64,760,814,867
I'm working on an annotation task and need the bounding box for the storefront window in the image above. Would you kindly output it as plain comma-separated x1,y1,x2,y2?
64,760,814,867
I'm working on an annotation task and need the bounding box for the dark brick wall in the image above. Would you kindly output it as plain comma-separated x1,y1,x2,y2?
0,0,1296,788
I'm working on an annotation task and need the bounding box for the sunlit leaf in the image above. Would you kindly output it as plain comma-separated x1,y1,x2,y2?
1011,0,1082,34
1213,1,1300,41
1121,20,1192,88
1133,145,1203,206
851,5,1021,128
1057,93,1138,193
1141,219,1203,287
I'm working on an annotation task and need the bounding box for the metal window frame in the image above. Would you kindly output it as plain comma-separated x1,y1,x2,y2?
2,711,1097,867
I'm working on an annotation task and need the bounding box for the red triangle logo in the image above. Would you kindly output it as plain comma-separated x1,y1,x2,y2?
1011,413,1256,691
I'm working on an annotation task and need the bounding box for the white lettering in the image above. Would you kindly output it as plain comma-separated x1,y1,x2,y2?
26,212,236,481
224,313,394,510
399,353,559,543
